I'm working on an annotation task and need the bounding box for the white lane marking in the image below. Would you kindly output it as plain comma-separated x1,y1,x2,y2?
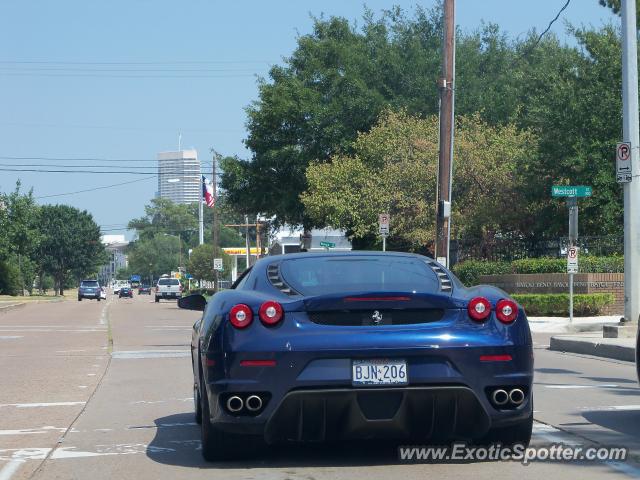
578,404,640,411
0,459,23,480
0,336,22,340
87,374,96,376
144,325,191,328
130,397,192,405
111,350,189,359
0,329,106,333
55,349,87,353
77,386,88,389
544,384,620,389
0,402,85,408
0,427,66,436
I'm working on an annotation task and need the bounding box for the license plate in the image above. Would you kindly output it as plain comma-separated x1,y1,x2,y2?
352,359,408,386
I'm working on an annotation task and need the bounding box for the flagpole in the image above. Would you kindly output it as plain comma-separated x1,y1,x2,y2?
198,176,204,245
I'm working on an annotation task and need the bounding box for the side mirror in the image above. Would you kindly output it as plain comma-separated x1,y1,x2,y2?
178,294,207,311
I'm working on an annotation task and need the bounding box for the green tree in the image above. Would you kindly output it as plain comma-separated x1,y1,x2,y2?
126,234,181,280
187,244,233,281
37,205,106,295
302,110,535,251
0,182,41,293
598,0,640,23
128,197,198,243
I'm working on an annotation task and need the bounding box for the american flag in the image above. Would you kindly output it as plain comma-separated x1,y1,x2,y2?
202,175,215,208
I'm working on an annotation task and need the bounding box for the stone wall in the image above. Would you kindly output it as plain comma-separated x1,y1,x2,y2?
479,273,624,315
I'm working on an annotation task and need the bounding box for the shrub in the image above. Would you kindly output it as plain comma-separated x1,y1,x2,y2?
452,255,624,286
0,260,22,296
512,293,615,316
451,260,511,286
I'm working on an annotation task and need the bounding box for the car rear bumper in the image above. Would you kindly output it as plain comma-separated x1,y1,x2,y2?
203,345,533,443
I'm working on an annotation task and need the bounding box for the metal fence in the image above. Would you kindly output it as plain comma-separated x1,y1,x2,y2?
450,235,623,266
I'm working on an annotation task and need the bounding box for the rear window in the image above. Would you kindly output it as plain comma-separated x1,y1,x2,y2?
81,281,98,287
279,255,440,296
158,279,180,286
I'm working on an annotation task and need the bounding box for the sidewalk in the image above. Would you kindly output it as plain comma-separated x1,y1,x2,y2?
530,315,636,362
549,333,635,362
0,301,26,313
527,315,621,333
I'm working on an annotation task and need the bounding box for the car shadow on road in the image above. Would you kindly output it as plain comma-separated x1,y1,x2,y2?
146,413,503,468
582,409,640,439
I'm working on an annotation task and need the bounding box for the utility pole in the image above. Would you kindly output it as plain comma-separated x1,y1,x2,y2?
435,0,455,268
255,216,262,259
211,152,220,293
622,0,640,324
244,214,251,268
198,177,204,245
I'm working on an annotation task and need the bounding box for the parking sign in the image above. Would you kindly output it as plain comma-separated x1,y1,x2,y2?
616,142,632,183
567,247,579,274
379,213,390,236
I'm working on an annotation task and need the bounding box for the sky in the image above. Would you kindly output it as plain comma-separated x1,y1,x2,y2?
0,0,617,238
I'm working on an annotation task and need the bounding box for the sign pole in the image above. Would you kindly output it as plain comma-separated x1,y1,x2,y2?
569,272,574,324
622,0,640,325
378,213,390,252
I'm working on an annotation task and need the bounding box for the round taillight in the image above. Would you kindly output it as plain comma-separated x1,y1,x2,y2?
496,299,518,324
468,297,491,322
259,301,284,326
229,304,253,329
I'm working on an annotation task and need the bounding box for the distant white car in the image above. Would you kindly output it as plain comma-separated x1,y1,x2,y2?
112,280,129,295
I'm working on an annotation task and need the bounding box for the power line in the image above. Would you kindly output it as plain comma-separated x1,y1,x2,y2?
35,177,153,199
0,60,274,65
0,72,257,79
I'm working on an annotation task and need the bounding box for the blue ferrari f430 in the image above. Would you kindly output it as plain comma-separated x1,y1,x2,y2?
179,252,533,461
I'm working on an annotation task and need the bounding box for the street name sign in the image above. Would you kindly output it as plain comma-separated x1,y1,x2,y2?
213,258,223,271
567,247,579,274
616,142,632,183
379,213,390,236
551,186,592,198
319,241,335,248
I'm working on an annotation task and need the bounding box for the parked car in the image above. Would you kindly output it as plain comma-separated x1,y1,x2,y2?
138,284,152,295
119,286,134,298
78,280,102,301
155,276,182,302
182,252,533,461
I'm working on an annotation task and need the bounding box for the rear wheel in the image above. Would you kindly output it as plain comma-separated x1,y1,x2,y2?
200,381,251,461
194,383,202,424
78,297,82,302
155,296,159,303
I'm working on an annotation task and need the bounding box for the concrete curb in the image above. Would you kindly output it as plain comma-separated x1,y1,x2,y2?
0,302,26,314
550,335,636,362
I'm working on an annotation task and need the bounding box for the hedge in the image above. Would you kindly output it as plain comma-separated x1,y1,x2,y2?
512,293,615,317
452,256,624,286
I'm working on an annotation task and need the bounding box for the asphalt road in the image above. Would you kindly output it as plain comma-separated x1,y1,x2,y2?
1,295,640,479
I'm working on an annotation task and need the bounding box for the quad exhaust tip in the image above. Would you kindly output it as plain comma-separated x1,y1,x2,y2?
491,389,509,406
246,395,263,412
226,396,244,413
509,388,525,405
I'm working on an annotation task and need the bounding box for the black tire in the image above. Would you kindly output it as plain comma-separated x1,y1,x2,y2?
155,296,160,303
200,381,251,461
194,383,202,424
78,297,82,302
97,298,101,302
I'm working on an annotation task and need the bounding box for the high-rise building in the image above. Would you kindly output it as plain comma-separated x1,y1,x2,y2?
157,149,200,204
